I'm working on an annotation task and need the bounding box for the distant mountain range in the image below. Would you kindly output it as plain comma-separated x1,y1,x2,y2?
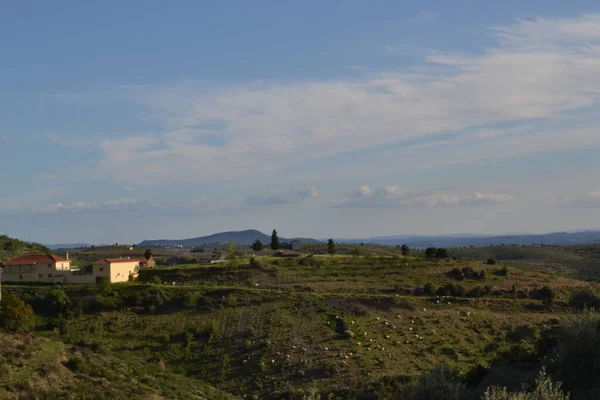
334,230,600,248
138,229,321,248
45,243,103,250
45,229,600,250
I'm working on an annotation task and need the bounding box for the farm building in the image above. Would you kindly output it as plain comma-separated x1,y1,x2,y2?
1,254,72,283
1,254,155,284
92,257,155,283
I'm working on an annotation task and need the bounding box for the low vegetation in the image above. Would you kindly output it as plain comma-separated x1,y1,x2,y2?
4,238,600,398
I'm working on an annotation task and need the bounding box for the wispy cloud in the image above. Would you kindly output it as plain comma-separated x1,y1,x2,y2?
560,189,600,207
49,13,600,186
336,185,513,208
246,187,319,206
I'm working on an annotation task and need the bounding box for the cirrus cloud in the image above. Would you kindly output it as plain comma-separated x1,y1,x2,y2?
336,186,513,208
90,14,600,185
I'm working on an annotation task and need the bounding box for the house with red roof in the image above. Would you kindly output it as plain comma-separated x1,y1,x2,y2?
1,254,71,283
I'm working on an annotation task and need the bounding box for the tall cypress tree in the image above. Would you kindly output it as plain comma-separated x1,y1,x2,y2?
270,229,280,250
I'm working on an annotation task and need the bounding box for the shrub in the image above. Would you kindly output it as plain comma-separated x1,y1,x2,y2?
151,276,163,285
0,294,37,333
425,247,437,258
423,282,436,295
479,270,487,280
435,248,449,259
536,286,556,306
483,370,568,400
467,286,483,298
450,268,465,281
486,258,497,265
46,288,71,312
404,363,465,400
298,255,321,267
461,267,477,279
569,290,600,311
498,266,509,276
249,257,265,270
544,309,600,398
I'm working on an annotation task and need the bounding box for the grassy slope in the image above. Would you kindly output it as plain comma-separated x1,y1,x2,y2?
6,253,597,398
450,244,600,280
0,235,50,263
0,331,236,399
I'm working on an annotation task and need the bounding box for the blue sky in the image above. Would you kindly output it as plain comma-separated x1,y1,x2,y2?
3,1,600,244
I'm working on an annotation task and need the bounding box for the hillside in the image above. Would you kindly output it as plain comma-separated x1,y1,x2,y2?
0,235,50,263
4,250,600,398
138,229,320,248
339,230,600,248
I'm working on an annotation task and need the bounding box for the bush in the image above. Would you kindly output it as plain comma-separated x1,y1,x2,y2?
249,257,265,270
461,267,477,279
569,290,600,311
544,310,600,398
479,270,487,280
468,286,483,298
0,294,37,333
425,247,437,258
404,363,465,400
435,248,449,259
46,287,71,312
450,268,465,281
298,255,321,267
486,258,497,265
423,282,436,295
536,286,556,306
483,370,568,400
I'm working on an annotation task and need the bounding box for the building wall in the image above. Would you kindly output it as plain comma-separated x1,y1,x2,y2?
109,261,140,283
1,262,69,283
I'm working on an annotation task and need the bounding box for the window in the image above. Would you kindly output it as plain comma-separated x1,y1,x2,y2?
100,267,104,272
48,273,52,278
19,275,23,279
38,274,43,278
48,264,52,268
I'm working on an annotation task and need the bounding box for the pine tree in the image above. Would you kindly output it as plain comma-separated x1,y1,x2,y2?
270,230,280,250
327,239,336,259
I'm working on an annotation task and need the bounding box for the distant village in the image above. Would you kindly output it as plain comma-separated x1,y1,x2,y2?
0,254,155,284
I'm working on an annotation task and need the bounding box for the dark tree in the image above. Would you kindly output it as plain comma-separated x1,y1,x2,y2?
144,249,153,260
327,239,336,259
400,244,410,256
252,239,265,254
0,294,37,333
270,229,280,250
425,247,437,258
435,248,449,259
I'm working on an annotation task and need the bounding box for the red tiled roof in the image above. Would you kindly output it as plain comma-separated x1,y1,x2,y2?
93,258,147,264
3,254,68,266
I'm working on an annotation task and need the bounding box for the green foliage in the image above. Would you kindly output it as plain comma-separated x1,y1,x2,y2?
144,248,153,260
537,286,556,306
569,290,600,311
436,248,449,259
487,258,497,265
404,363,465,400
423,282,436,295
251,239,265,253
401,244,410,256
227,241,237,260
425,247,437,258
450,268,466,281
271,229,280,250
0,294,37,333
327,239,336,258
151,276,163,285
545,310,600,398
46,287,71,312
483,371,569,400
97,277,112,295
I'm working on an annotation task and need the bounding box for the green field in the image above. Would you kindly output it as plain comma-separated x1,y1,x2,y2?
3,245,600,399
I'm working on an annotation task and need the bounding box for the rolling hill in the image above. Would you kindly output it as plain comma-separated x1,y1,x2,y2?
138,229,321,248
336,230,600,248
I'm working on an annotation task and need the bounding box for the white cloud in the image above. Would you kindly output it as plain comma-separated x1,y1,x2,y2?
75,14,600,185
561,189,600,207
246,187,320,206
337,186,513,208
349,185,373,197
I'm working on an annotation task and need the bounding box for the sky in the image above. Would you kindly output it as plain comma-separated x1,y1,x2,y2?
3,1,600,244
